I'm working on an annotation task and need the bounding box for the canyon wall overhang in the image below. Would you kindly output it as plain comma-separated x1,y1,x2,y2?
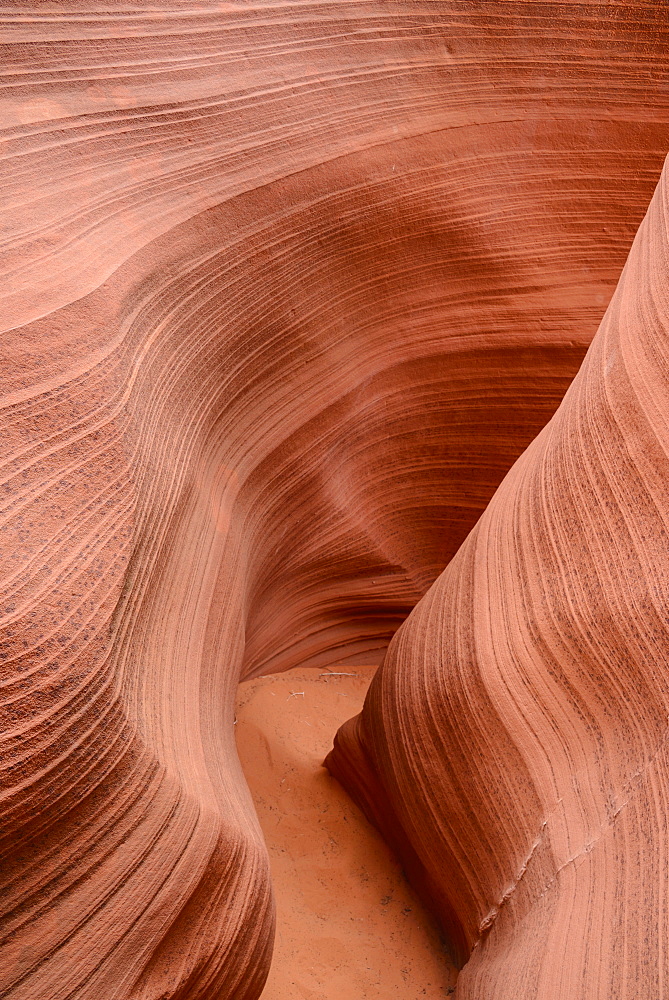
2,4,669,998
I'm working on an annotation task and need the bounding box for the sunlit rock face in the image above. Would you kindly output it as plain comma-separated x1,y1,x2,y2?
329,156,669,997
2,3,669,999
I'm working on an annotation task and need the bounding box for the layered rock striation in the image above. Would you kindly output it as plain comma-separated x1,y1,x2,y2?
2,3,669,998
328,152,669,997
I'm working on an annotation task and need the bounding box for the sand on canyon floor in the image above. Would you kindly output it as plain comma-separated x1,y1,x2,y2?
235,666,458,1000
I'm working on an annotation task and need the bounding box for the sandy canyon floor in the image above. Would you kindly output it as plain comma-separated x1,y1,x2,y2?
235,667,458,999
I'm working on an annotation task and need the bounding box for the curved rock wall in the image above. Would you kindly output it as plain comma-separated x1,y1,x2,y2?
328,154,669,996
2,3,669,998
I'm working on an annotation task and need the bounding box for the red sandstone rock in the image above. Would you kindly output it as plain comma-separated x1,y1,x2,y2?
2,3,669,998
329,155,669,997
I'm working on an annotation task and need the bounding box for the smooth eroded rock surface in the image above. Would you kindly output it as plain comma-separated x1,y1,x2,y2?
328,156,669,997
2,3,669,998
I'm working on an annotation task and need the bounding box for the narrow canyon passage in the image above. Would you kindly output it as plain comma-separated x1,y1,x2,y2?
5,5,669,998
235,667,458,999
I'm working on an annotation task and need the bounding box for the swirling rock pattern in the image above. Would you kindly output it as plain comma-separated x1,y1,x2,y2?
328,154,669,996
2,3,669,998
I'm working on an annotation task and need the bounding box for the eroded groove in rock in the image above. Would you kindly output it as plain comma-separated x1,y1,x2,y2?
328,156,669,997
2,3,669,998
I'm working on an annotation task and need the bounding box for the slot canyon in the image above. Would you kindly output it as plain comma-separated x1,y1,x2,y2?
2,3,669,998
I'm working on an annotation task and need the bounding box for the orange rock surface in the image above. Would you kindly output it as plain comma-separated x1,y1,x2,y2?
2,3,669,998
329,156,669,996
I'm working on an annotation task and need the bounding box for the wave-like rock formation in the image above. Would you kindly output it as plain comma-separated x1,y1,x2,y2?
328,149,669,997
2,3,669,998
